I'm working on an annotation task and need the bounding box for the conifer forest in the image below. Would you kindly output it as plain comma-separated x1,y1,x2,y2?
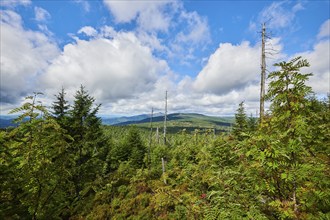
1,57,329,219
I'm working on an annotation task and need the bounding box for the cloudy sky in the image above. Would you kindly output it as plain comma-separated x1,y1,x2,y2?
0,0,329,116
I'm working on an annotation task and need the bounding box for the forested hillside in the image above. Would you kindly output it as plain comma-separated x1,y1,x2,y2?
116,113,234,134
1,57,329,219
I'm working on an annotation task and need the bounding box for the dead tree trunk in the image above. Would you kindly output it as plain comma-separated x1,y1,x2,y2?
148,108,153,168
260,23,266,123
163,91,167,145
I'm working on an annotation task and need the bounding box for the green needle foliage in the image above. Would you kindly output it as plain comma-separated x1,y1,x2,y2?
232,101,248,140
52,87,70,120
52,87,70,130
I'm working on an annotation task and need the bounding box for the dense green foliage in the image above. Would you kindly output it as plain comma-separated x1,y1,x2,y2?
1,57,329,219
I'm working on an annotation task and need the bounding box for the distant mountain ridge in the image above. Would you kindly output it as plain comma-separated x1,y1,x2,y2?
0,115,18,128
1,113,234,130
101,112,163,125
112,113,233,128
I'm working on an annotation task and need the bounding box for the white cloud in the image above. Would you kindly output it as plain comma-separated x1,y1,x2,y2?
292,2,304,13
37,24,53,36
34,7,51,22
176,11,210,45
99,25,117,38
78,26,98,37
177,38,285,116
105,39,271,115
295,40,330,95
193,41,261,94
0,9,22,28
250,1,304,32
104,1,146,23
137,3,172,33
40,30,170,104
0,10,59,105
317,19,330,40
104,0,173,32
103,0,210,65
169,10,210,64
0,0,31,7
106,73,176,115
136,31,169,53
261,1,301,29
107,73,263,116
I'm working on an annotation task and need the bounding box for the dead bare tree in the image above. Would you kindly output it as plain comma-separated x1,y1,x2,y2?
260,23,266,122
259,22,278,123
148,107,153,169
163,90,167,145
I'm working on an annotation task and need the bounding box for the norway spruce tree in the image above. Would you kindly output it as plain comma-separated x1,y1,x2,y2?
68,85,106,202
126,127,146,168
52,87,70,132
52,87,69,119
232,101,248,140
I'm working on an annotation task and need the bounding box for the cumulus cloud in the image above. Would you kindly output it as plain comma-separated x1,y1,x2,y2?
106,73,263,116
103,0,210,67
137,3,173,33
104,0,173,32
282,20,330,96
105,40,268,115
295,40,330,95
0,10,59,105
40,29,170,104
3,1,324,117
317,19,330,40
193,41,261,94
104,1,148,23
78,26,98,37
106,73,177,115
193,36,284,95
34,6,51,22
103,1,209,51
136,31,169,53
177,38,286,116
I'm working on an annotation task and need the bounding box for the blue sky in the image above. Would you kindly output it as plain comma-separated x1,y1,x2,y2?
1,0,329,116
